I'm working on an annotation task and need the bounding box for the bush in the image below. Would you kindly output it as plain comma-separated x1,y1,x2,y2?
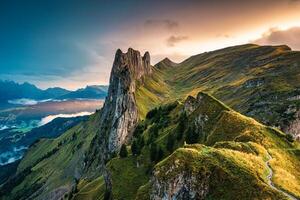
119,144,128,158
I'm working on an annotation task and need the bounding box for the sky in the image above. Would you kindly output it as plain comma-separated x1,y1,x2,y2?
1,0,300,90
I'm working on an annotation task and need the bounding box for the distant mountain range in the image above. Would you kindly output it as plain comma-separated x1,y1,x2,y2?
0,80,108,104
58,85,108,100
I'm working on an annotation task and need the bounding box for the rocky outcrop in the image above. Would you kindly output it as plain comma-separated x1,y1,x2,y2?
86,48,152,176
183,96,198,114
150,146,210,200
243,78,264,88
283,110,300,141
150,169,210,200
102,48,152,152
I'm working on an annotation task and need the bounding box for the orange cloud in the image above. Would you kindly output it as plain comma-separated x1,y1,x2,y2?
166,35,189,47
253,27,300,50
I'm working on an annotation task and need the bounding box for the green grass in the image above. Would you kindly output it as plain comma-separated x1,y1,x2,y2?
4,44,300,200
2,112,102,200
153,144,289,200
107,91,300,199
106,156,149,200
136,44,300,130
73,176,105,200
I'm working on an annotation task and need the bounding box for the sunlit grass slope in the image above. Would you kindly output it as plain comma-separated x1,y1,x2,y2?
108,92,300,199
136,44,300,129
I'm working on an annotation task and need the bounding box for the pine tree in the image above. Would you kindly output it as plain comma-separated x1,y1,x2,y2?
166,134,175,152
104,190,112,200
147,125,159,144
176,112,187,140
131,140,139,156
150,143,157,162
156,146,164,162
119,144,128,158
138,135,145,148
186,126,199,144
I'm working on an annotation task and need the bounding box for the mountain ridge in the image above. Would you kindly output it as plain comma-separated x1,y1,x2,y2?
0,80,108,103
1,44,300,200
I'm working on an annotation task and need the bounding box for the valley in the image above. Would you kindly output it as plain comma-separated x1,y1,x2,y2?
0,98,104,166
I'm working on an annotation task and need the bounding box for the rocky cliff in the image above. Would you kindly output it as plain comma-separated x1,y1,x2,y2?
86,48,152,175
104,48,152,152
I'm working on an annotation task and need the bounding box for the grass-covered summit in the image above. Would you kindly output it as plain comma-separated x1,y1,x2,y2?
136,44,300,139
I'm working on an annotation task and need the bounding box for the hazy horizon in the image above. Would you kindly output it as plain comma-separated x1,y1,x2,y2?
1,0,300,90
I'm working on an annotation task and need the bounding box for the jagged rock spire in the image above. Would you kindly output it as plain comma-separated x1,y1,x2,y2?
86,48,152,176
103,48,152,152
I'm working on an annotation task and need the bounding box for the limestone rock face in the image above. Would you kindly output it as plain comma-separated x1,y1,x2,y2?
150,171,209,200
103,48,152,152
283,110,300,141
150,152,210,200
184,96,198,115
86,48,152,176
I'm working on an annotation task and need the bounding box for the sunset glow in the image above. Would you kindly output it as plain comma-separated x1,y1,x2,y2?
1,0,300,89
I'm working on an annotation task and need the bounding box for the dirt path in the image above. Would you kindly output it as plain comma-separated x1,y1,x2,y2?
266,152,299,200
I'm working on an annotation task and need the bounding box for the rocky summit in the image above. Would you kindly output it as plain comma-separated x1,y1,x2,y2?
86,48,153,177
1,44,300,200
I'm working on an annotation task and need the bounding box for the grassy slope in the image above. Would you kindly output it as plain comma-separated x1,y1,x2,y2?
108,92,300,199
136,44,300,128
1,112,102,200
73,176,106,200
3,44,300,199
153,144,285,200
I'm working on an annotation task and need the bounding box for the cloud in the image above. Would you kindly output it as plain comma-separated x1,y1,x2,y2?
144,19,179,30
289,0,300,3
252,27,300,50
216,33,232,38
39,111,93,126
166,35,189,47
